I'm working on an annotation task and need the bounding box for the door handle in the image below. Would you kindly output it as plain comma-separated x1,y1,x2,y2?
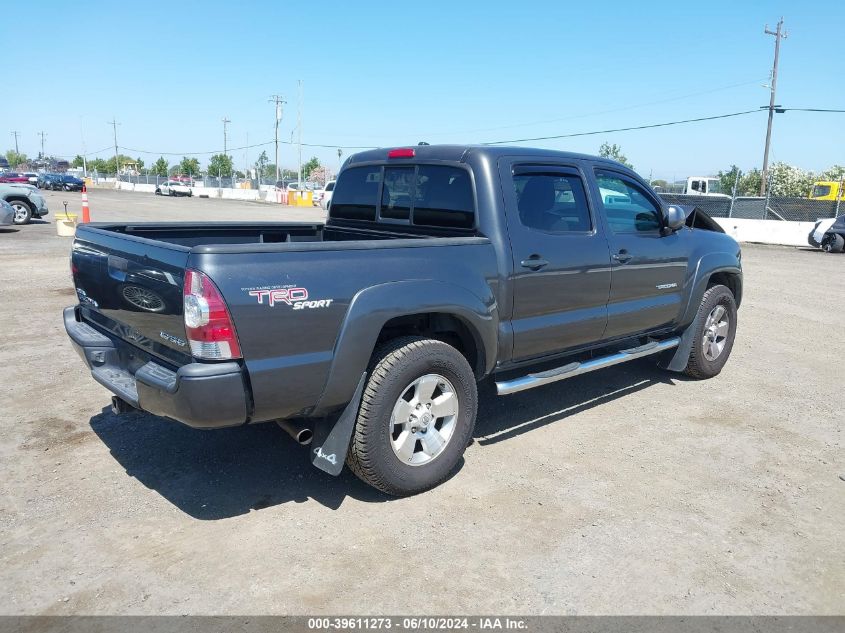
520,256,549,271
612,250,633,264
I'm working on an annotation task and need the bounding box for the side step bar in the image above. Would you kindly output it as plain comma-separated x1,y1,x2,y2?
495,337,680,396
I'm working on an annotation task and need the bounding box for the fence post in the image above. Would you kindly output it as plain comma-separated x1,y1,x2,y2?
763,172,773,220
836,176,844,217
728,171,739,218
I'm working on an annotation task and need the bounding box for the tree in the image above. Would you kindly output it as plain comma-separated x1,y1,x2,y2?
768,162,815,197
176,156,201,176
598,142,634,169
820,165,845,182
152,157,169,176
738,169,762,196
5,150,27,168
71,155,85,169
301,156,321,180
717,165,742,197
307,165,333,186
650,179,668,189
207,154,233,178
254,151,270,178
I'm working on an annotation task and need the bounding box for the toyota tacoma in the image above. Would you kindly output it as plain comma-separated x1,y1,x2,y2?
65,145,742,495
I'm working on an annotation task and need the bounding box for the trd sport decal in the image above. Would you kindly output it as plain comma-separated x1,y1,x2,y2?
244,285,333,310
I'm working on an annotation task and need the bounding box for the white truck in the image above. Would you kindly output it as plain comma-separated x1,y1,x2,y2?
684,176,729,197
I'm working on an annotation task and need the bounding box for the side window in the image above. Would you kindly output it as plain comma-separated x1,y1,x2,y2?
330,166,382,221
595,171,662,233
513,172,591,233
413,165,474,229
380,167,414,221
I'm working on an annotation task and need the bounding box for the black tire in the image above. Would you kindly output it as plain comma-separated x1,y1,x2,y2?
347,336,478,496
9,199,33,225
154,188,161,195
822,234,844,253
682,284,737,379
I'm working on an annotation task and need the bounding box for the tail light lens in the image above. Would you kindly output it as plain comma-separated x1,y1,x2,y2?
183,269,241,360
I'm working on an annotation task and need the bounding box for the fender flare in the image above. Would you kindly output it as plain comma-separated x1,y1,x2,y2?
663,255,741,372
311,280,498,416
678,253,742,328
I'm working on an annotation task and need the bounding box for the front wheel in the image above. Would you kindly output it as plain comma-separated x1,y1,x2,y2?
682,284,738,379
10,200,33,225
822,234,844,253
347,337,478,496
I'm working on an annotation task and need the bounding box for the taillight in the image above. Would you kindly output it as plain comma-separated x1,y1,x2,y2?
387,148,415,159
183,269,241,360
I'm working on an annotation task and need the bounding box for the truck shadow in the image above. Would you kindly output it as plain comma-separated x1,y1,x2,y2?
89,409,388,519
473,360,676,445
89,359,675,519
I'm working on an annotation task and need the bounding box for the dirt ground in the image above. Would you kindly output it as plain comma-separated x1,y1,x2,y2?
0,188,842,615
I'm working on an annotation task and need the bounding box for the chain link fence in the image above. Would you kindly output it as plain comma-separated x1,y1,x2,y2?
658,194,842,222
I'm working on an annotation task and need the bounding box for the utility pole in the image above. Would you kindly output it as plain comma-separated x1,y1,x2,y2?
269,95,286,182
222,116,230,156
337,148,343,172
38,131,47,159
108,118,120,176
760,17,787,196
297,80,303,189
11,131,19,155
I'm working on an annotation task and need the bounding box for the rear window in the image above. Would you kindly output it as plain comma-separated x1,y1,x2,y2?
330,164,474,229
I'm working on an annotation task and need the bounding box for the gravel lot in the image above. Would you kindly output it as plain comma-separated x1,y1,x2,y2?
0,188,842,615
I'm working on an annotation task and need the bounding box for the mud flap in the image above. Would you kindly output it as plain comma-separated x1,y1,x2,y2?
309,374,366,476
658,321,697,372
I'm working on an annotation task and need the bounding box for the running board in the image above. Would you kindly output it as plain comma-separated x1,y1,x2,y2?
495,337,681,396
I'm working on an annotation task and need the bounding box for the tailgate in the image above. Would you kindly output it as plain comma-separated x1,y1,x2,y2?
71,226,193,366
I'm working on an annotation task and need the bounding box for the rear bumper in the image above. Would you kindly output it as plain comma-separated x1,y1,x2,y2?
64,306,249,428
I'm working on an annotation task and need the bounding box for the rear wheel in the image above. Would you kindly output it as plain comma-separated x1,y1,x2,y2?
347,336,478,496
682,284,737,379
9,199,33,225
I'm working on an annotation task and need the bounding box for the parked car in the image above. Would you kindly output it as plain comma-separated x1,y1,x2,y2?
0,172,30,184
23,172,39,186
50,175,85,191
0,183,49,224
0,199,14,226
320,180,336,210
155,181,193,197
807,214,845,252
37,173,61,189
65,144,742,496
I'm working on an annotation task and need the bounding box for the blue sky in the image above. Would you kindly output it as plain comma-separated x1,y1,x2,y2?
2,0,842,180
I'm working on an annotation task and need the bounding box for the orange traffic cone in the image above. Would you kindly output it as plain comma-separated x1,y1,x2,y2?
81,184,91,223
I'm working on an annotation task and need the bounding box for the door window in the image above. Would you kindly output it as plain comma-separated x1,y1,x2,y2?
513,172,591,233
595,171,662,233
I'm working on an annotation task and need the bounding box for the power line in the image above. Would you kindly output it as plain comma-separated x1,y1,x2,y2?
481,109,762,145
108,105,839,160
779,108,845,113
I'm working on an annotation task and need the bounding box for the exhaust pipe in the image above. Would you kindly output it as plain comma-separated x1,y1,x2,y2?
276,419,313,445
110,396,136,415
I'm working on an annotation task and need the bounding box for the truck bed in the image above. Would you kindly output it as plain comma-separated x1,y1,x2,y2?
89,221,463,250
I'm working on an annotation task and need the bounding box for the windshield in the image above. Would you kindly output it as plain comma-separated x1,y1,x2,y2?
707,179,722,194
811,185,831,198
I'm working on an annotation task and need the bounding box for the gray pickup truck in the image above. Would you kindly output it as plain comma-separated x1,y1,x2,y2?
65,145,742,495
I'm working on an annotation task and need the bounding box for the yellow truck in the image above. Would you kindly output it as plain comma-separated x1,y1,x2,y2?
809,181,843,201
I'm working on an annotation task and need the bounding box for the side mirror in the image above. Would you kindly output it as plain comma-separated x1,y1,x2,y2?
664,205,686,231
